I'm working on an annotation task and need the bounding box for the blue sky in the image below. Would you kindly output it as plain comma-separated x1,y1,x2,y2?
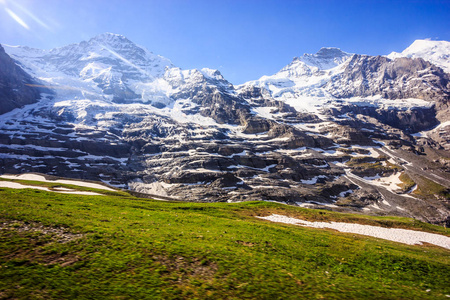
1,0,449,84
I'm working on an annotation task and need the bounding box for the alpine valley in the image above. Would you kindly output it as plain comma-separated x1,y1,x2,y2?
1,33,450,226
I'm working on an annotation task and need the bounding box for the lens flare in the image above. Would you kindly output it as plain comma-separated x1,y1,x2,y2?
101,44,154,79
10,0,52,31
5,7,29,30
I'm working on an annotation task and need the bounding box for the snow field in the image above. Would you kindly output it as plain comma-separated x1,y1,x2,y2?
0,174,116,191
258,214,450,249
0,180,103,196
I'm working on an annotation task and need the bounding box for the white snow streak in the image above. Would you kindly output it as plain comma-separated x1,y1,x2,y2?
257,214,450,249
0,174,115,191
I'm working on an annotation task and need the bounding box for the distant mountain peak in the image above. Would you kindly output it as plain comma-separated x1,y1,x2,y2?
388,39,450,73
408,38,449,48
295,47,352,70
88,32,133,46
94,32,127,39
312,47,349,59
281,47,352,75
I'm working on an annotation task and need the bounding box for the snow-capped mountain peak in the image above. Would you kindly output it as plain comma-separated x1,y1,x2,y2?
4,33,177,104
88,32,132,45
388,39,450,73
86,32,173,69
5,32,174,79
245,47,351,94
300,47,352,70
270,47,352,80
315,47,348,57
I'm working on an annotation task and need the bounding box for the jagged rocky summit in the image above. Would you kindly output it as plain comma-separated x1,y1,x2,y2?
1,33,449,226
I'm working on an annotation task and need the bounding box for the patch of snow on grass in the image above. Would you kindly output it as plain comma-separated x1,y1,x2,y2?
0,174,115,191
0,180,103,196
257,214,450,249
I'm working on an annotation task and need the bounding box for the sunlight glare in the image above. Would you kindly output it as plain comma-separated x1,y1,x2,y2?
5,7,29,30
101,44,153,79
10,0,52,31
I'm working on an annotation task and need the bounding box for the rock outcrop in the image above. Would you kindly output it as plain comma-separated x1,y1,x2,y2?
0,45,43,115
324,55,450,103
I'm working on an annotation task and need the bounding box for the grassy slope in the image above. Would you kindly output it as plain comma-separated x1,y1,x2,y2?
0,186,449,299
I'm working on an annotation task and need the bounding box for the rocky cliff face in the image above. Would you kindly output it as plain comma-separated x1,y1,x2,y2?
324,55,450,104
0,44,43,115
1,35,449,226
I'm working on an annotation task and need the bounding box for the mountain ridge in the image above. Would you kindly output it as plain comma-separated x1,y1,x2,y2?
0,44,45,115
388,39,450,74
1,34,450,226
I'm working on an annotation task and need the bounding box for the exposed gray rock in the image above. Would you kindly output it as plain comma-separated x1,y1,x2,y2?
325,55,450,103
0,45,43,114
325,105,438,133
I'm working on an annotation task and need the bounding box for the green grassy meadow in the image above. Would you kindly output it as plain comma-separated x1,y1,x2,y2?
0,182,449,299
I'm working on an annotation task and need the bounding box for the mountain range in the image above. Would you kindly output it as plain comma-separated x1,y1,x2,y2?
1,33,449,226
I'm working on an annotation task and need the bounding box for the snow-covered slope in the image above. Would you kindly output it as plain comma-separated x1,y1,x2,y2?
4,33,175,105
300,47,352,70
388,39,450,73
239,48,352,114
5,32,174,79
3,33,240,122
1,34,450,226
240,44,450,120
247,47,351,90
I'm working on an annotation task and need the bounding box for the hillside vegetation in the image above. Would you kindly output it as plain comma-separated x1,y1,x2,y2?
0,182,449,299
